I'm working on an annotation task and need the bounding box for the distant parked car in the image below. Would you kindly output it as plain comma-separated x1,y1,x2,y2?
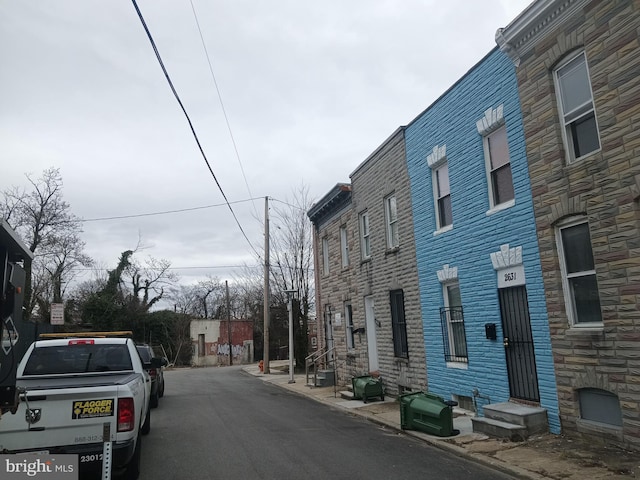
136,344,167,408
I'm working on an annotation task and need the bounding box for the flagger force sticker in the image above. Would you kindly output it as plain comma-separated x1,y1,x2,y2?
72,399,115,419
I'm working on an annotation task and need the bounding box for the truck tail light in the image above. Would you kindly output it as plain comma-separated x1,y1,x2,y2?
69,339,95,345
117,397,135,432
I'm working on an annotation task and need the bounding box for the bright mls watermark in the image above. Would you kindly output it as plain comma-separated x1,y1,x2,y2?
0,454,78,479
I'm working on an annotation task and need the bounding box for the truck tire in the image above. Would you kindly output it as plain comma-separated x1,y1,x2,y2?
141,406,151,435
122,435,141,480
150,391,159,408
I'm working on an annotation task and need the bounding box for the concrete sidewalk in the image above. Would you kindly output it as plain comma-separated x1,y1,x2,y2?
244,362,638,479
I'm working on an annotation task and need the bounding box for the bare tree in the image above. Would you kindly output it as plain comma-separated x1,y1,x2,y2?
270,185,315,318
1,168,93,320
266,185,316,368
128,255,178,312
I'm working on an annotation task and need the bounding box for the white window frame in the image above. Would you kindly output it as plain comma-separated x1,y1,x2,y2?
359,211,371,260
556,218,603,327
554,51,601,164
384,194,399,249
340,226,349,267
322,236,329,276
443,281,467,363
483,125,515,211
432,162,452,231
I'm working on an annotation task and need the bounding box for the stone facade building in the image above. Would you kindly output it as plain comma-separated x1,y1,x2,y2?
498,0,640,449
308,129,427,394
308,184,358,381
349,128,427,394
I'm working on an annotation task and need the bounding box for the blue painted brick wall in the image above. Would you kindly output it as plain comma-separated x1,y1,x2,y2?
405,48,560,433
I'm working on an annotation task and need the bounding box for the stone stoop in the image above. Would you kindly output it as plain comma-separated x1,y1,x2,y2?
471,402,548,441
315,369,336,387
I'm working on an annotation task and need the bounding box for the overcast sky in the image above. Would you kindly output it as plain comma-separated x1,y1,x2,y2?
0,0,531,291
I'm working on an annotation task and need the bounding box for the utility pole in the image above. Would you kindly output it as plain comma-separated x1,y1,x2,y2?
226,280,232,366
284,290,297,384
263,197,270,374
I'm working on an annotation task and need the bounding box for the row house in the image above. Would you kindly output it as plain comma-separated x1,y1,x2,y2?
308,184,357,382
497,0,640,450
404,47,560,433
308,129,427,394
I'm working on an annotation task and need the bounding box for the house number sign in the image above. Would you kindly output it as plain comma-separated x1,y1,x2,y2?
497,264,525,288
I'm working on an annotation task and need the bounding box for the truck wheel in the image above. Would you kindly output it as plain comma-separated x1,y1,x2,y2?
141,406,151,435
150,392,159,408
122,435,141,480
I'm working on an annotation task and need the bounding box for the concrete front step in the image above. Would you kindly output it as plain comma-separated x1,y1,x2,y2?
483,402,548,435
471,417,529,441
340,390,354,400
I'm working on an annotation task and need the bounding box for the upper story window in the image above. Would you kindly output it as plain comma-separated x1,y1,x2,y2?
554,51,600,163
556,219,602,325
434,163,452,229
485,126,514,208
340,226,349,267
359,212,371,260
384,194,399,249
322,237,329,276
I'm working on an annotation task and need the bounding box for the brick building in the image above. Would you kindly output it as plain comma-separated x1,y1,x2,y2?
404,47,560,432
497,0,640,449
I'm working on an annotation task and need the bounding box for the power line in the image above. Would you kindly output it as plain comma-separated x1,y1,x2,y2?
80,197,262,222
69,264,263,272
130,0,261,259
188,0,260,221
269,197,306,211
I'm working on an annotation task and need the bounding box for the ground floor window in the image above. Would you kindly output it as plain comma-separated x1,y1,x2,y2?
579,388,622,426
390,290,408,358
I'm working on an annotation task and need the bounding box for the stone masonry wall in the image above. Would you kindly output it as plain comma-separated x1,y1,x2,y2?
515,0,640,450
350,129,428,394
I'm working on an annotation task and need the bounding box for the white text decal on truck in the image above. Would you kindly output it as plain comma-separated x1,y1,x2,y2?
72,399,114,419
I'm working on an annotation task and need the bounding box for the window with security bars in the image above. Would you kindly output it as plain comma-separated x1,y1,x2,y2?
390,289,408,359
345,304,354,350
440,282,467,362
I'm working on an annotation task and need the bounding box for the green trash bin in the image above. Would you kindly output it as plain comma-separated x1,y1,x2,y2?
351,375,384,403
399,391,459,437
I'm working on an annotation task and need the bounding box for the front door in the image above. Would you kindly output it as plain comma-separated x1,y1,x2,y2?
325,308,334,363
498,286,540,402
364,296,379,372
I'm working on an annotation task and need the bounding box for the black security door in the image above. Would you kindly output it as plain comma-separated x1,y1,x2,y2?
499,286,540,402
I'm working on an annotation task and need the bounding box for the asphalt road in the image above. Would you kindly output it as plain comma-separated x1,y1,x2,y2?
138,366,512,480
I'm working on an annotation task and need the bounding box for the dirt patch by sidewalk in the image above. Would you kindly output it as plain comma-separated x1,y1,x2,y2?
451,434,639,479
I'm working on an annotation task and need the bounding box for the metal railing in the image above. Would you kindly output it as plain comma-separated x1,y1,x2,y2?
305,347,335,386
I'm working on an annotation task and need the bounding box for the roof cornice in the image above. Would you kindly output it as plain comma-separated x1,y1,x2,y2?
307,183,351,224
496,0,588,66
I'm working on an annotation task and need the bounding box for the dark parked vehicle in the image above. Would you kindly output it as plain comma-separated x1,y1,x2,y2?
136,344,167,408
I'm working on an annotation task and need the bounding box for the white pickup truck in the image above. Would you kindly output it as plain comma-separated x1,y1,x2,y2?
0,332,158,479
